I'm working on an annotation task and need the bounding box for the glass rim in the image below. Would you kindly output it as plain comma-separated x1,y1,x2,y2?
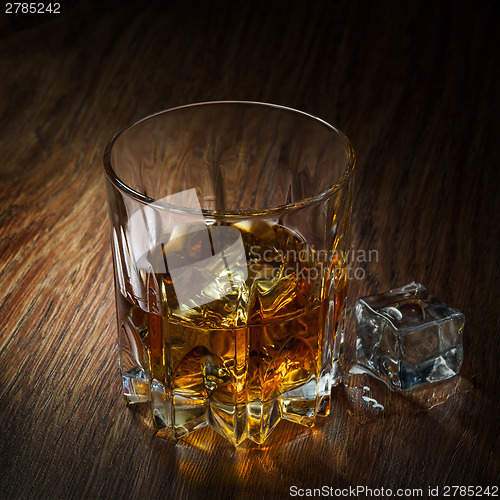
103,101,355,217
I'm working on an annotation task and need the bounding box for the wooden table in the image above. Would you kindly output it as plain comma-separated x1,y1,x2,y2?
1,1,499,498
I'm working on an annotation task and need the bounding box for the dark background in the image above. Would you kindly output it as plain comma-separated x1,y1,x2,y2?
0,0,499,498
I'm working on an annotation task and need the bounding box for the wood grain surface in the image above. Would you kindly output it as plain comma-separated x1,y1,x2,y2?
1,1,499,498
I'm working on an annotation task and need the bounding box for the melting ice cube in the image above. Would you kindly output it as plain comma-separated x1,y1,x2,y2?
355,282,464,390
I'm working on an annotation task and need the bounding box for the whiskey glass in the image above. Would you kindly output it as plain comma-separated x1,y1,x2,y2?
104,101,355,445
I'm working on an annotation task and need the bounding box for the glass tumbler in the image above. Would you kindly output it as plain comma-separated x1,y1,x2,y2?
103,102,355,445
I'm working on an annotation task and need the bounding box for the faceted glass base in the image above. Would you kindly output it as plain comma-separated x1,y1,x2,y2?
122,360,337,446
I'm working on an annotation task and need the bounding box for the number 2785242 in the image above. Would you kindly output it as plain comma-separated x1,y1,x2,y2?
5,3,61,14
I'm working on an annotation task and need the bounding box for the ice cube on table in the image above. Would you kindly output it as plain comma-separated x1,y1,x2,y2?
355,282,465,390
